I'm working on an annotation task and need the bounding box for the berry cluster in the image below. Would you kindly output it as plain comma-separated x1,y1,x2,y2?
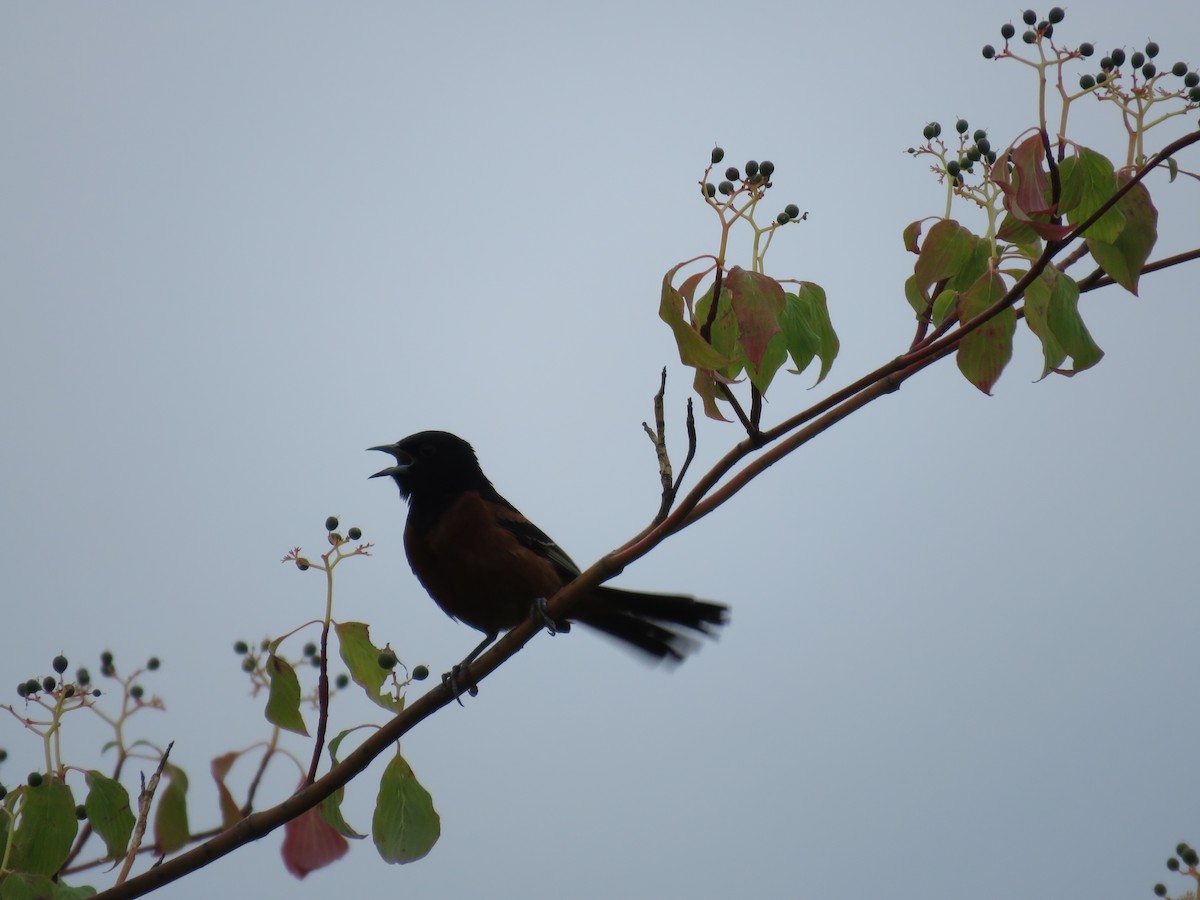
1154,842,1200,897
915,119,995,187
1077,42,1200,99
12,651,155,702
703,146,803,226
982,6,1065,57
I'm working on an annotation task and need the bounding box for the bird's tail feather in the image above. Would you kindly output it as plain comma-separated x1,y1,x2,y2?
576,587,728,662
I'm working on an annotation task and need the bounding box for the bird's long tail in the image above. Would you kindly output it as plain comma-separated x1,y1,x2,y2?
575,587,728,662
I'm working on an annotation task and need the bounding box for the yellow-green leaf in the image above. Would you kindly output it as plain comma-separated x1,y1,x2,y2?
335,622,400,713
265,652,308,736
784,283,838,384
153,764,190,855
373,751,440,864
658,268,731,370
1085,174,1158,295
84,771,135,860
9,775,78,877
1059,148,1125,243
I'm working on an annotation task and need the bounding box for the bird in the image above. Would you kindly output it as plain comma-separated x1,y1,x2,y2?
369,431,727,689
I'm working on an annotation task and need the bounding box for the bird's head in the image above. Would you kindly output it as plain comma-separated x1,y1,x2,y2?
369,431,489,501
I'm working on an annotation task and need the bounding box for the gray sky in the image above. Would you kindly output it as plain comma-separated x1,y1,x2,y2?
3,2,1199,898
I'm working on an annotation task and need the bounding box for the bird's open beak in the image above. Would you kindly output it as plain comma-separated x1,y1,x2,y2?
368,443,413,479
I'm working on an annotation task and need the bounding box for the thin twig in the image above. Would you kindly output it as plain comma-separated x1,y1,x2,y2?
114,741,174,885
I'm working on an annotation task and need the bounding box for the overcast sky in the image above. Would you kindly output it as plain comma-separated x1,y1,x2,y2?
3,2,1199,898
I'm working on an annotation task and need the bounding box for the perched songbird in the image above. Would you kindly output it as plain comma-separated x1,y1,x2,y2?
370,431,727,681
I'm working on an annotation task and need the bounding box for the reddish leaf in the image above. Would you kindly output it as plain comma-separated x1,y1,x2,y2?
902,219,924,254
912,219,977,294
210,752,245,829
993,134,1074,240
955,269,1015,394
692,369,730,422
725,266,785,370
282,804,350,879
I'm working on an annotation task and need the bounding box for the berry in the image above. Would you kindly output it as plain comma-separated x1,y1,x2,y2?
24,678,40,695
1172,62,1188,77
744,160,759,178
1079,42,1094,57
130,685,144,700
976,138,991,153
296,559,310,571
982,44,996,59
1183,848,1200,867
956,118,968,134
76,804,88,820
64,685,75,698
710,146,724,164
52,655,68,674
718,181,733,195
348,526,362,541
946,160,961,177
1175,844,1189,857
967,146,981,162
91,689,101,697
303,642,318,658
784,203,800,218
759,160,775,177
775,213,789,225
412,665,430,681
1048,6,1064,22
1168,858,1181,871
234,640,249,655
309,656,321,668
1039,22,1053,39
76,668,91,685
1001,23,1016,39
241,657,256,673
1131,51,1145,68
1143,63,1156,78
0,749,7,762
1186,72,1200,87
704,183,716,198
335,673,350,689
42,676,56,693
1100,56,1113,71
1111,48,1126,66
377,650,397,670
1022,9,1036,25
1154,885,1167,897
973,129,987,141
28,772,43,787
16,683,27,698
1190,86,1200,102
147,657,160,671
1023,30,1036,44
1146,41,1159,58
723,167,739,181
325,516,338,532
100,651,113,667
1080,74,1096,89
986,150,998,165
923,122,941,139
260,639,270,651
1096,72,1108,84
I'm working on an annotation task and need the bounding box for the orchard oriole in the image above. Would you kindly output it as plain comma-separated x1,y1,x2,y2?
370,431,727,686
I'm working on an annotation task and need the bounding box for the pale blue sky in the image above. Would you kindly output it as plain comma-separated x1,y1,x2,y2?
3,2,1199,898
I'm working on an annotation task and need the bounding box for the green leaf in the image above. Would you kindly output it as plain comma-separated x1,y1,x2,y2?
945,237,991,292
742,332,788,394
1085,174,1158,295
52,883,98,899
153,764,190,855
995,212,1042,252
784,283,838,384
695,286,742,381
1022,272,1067,377
9,775,77,877
320,729,367,839
956,269,1016,394
724,266,785,371
1043,268,1103,373
658,267,732,370
0,873,59,900
1058,147,1125,243
931,289,958,326
265,652,308,736
83,771,135,861
912,219,976,291
335,622,401,713
373,750,440,864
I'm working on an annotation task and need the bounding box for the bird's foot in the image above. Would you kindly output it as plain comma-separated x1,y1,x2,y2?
531,597,562,635
441,665,479,705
